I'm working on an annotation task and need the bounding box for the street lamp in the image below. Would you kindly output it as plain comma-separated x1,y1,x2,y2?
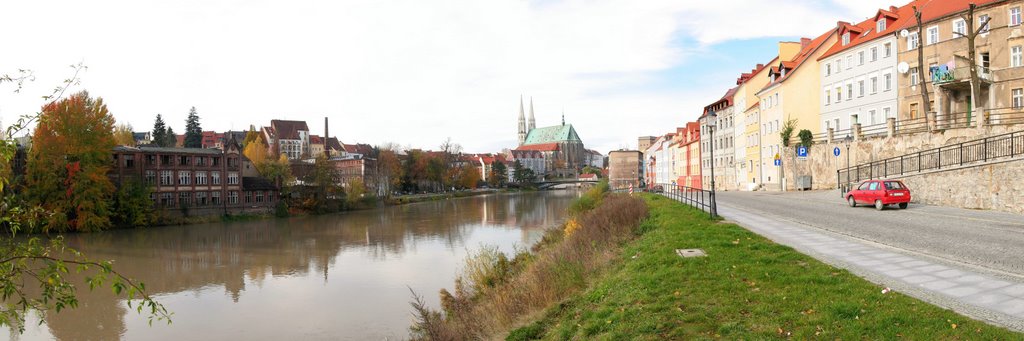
843,134,852,194
707,110,718,217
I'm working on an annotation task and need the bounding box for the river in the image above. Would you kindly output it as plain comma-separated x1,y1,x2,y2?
3,190,579,340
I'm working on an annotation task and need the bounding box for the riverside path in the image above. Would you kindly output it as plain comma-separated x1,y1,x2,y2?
715,190,1024,331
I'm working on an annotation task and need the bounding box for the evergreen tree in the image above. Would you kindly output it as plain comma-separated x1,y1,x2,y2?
183,106,202,148
151,114,167,146
164,126,177,147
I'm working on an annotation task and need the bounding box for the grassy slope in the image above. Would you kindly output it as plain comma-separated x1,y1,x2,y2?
509,194,1021,340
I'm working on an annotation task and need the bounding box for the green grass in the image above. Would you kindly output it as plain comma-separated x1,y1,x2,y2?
508,194,1022,340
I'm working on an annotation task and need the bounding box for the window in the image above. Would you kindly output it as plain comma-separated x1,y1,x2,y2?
146,155,156,166
953,19,966,37
926,26,938,45
847,84,853,99
1013,46,1023,67
160,193,174,207
124,155,134,168
836,59,842,73
228,172,239,185
212,157,221,166
179,156,190,166
979,14,990,34
858,182,870,191
871,77,878,93
884,42,892,57
228,157,238,168
195,156,205,166
884,73,892,91
910,67,919,86
212,191,222,205
858,51,865,65
228,191,239,204
245,191,253,204
160,155,171,166
842,32,850,45
256,191,264,203
836,86,843,101
869,109,877,125
826,63,831,75
160,170,173,185
196,171,207,185
834,118,840,131
1013,7,1023,26
877,19,886,32
825,88,831,105
871,47,877,61
178,171,191,185
908,32,919,50
212,171,221,185
774,93,779,106
196,192,208,206
858,80,865,97
1014,88,1024,109
145,170,156,185
868,182,879,191
179,192,191,207
883,107,892,120
846,55,853,69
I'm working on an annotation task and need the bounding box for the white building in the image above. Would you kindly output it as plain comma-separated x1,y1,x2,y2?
700,87,737,190
818,9,901,137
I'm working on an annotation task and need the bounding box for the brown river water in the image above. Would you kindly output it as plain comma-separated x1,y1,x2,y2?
3,190,579,341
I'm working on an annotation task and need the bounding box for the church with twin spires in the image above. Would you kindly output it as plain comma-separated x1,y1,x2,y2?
514,96,585,177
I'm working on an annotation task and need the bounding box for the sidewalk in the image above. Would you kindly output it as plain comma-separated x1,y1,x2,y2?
717,203,1024,331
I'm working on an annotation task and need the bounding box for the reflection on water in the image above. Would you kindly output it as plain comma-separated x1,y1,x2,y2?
3,190,579,341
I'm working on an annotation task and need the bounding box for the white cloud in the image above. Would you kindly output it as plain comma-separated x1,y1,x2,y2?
0,0,894,153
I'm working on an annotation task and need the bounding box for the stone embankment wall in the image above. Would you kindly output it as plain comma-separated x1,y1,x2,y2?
778,123,1024,214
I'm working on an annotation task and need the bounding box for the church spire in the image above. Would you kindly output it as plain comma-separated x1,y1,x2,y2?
517,95,527,146
561,108,565,126
528,97,536,131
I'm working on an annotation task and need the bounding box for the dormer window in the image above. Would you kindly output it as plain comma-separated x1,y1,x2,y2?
770,73,776,82
876,19,886,32
842,32,851,45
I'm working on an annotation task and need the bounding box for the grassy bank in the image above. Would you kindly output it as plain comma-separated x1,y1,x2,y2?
410,182,650,340
506,194,1020,339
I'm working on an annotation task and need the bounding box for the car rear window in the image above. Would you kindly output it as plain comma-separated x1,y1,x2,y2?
885,181,904,190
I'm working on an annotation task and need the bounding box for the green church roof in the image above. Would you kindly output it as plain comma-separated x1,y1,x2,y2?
524,124,581,145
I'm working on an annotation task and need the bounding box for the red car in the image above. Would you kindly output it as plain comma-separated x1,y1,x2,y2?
846,180,911,210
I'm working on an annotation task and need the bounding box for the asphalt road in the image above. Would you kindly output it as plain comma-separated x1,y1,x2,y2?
716,190,1024,277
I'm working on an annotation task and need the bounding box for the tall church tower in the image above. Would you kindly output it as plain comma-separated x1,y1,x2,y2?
528,97,536,131
517,96,527,146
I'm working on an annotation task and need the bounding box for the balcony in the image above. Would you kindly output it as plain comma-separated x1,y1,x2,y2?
932,65,992,86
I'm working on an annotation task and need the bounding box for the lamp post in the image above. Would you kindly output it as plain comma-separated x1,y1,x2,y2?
707,110,718,217
844,134,852,194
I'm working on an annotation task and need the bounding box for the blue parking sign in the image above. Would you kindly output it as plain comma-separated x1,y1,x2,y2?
797,146,808,158
833,146,841,157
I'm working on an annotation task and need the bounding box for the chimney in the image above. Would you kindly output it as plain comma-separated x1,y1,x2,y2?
756,63,763,70
800,37,811,48
889,5,897,13
324,116,330,155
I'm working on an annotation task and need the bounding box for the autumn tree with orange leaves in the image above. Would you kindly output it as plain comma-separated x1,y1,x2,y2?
24,91,116,232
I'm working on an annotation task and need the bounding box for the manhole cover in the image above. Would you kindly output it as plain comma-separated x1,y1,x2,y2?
675,248,706,258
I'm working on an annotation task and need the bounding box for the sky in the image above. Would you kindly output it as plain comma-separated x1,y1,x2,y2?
1,0,896,154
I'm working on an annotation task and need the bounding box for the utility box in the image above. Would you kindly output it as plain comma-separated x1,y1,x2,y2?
796,175,812,191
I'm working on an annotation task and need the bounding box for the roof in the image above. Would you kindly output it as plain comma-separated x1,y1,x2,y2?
523,124,581,145
736,58,778,85
325,137,343,151
702,86,738,116
897,0,1003,29
819,5,908,60
516,143,560,152
242,176,278,191
270,120,309,140
342,143,375,155
113,145,225,155
579,173,597,179
310,135,323,144
758,28,836,94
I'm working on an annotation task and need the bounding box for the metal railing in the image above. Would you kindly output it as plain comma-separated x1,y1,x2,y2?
652,183,716,218
895,116,929,134
838,130,1024,189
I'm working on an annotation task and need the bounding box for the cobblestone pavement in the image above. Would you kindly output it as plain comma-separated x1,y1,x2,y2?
713,190,1024,331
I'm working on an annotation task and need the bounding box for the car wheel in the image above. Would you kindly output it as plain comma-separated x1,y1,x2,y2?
848,196,856,207
899,203,908,209
875,200,884,211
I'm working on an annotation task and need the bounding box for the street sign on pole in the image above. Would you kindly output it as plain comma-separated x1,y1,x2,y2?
834,146,841,157
773,159,781,166
797,146,808,159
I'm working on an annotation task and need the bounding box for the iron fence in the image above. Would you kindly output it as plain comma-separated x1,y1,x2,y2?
838,130,1024,189
652,183,716,218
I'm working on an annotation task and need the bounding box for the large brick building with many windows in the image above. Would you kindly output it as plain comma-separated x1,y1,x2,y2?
109,140,277,217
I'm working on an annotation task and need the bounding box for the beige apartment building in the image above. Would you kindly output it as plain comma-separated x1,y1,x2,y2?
608,150,642,190
897,0,1024,127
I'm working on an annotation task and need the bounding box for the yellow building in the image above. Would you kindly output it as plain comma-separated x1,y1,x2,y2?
734,58,776,190
754,31,838,190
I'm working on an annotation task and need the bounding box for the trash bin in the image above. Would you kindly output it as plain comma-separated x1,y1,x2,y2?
796,175,812,190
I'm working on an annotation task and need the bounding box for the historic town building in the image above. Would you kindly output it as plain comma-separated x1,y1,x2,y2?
262,120,311,160
109,140,278,217
514,97,586,177
700,87,737,190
